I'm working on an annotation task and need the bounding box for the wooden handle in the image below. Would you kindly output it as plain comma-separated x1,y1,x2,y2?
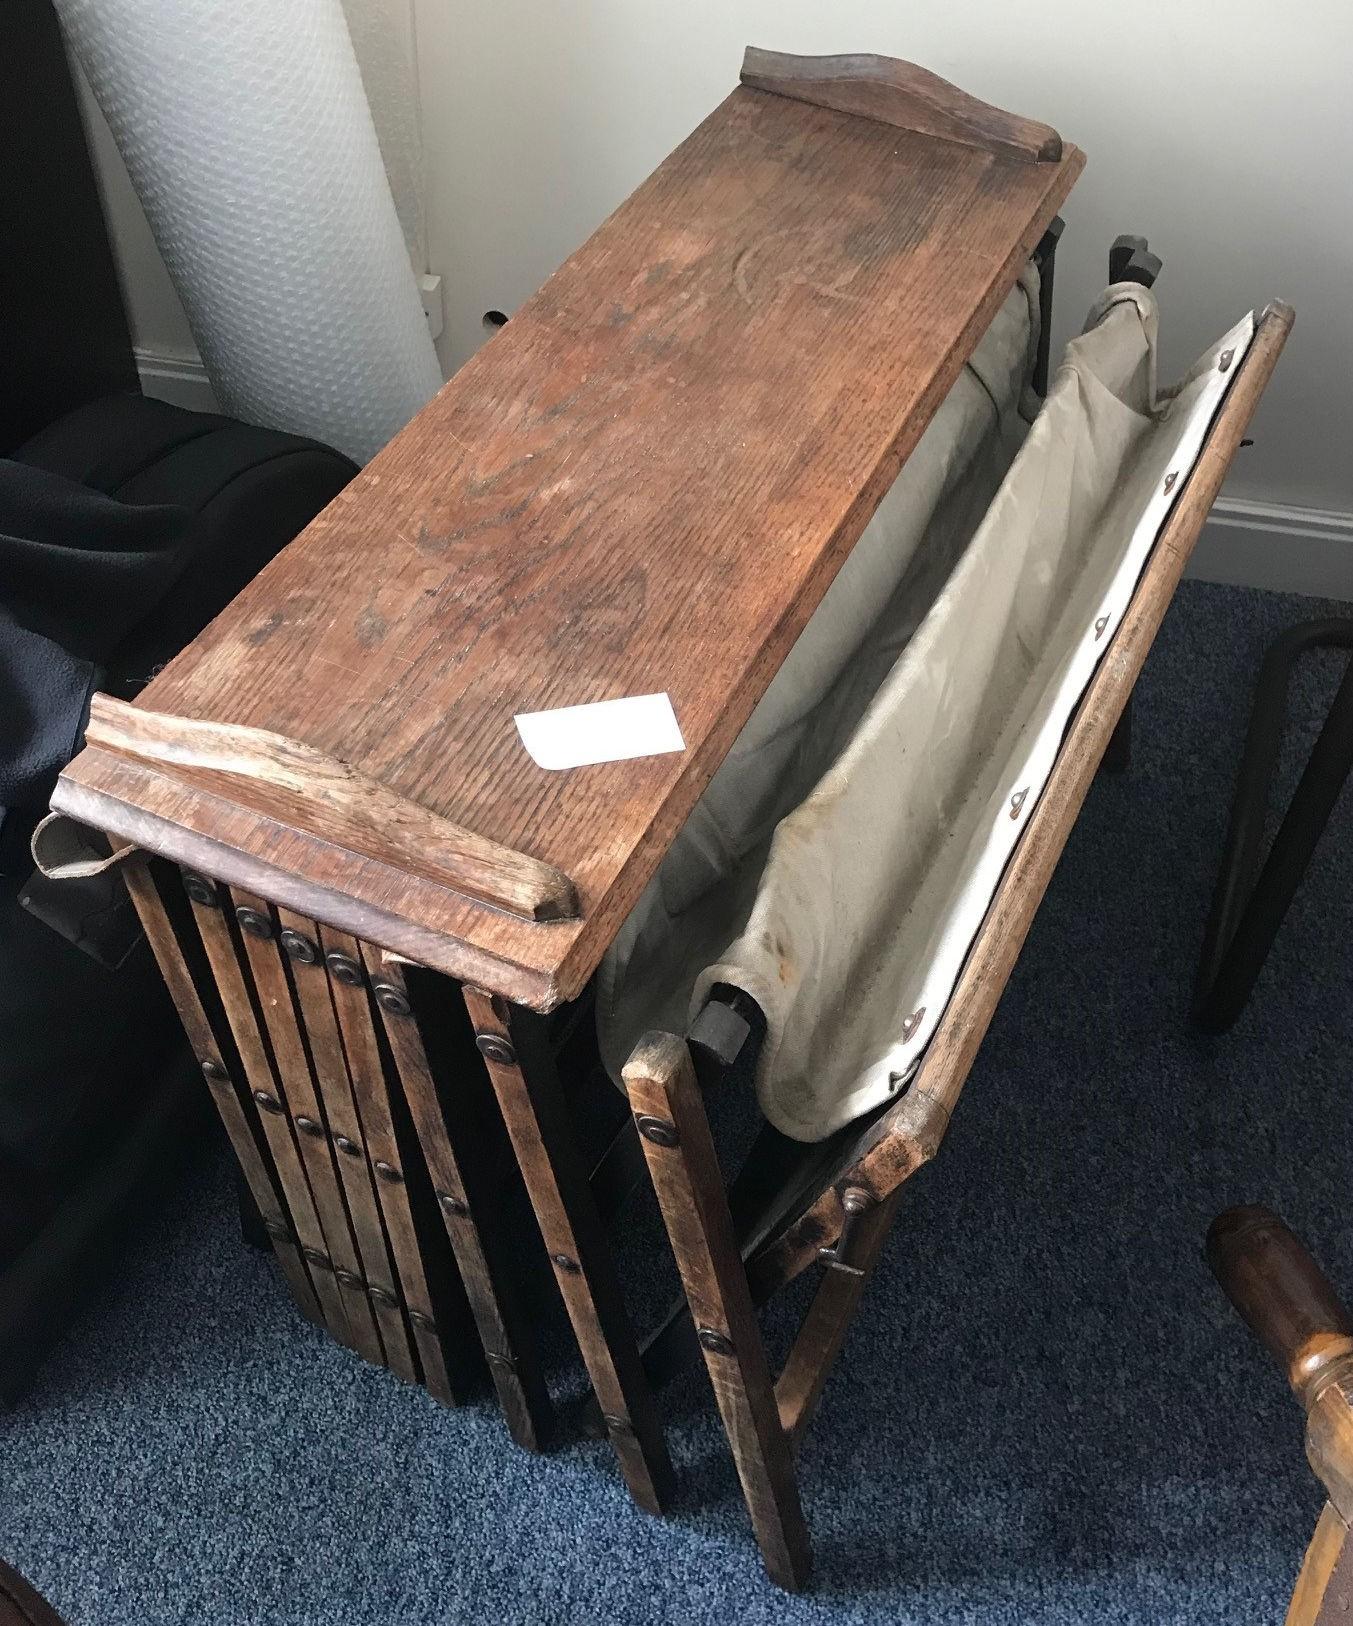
1208,1206,1353,1400
83,693,580,925
740,47,1063,164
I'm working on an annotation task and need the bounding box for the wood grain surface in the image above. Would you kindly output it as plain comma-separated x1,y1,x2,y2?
323,926,465,1402
191,884,353,1341
464,988,673,1513
54,67,1081,1010
1289,1502,1353,1626
121,861,321,1324
1208,1206,1353,1401
232,891,384,1364
773,1187,902,1446
368,953,556,1449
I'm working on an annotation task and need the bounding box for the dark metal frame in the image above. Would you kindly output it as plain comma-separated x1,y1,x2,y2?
1030,215,1064,399
1195,619,1353,1032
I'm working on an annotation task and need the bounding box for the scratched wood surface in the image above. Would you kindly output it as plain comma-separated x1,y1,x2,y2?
625,1031,810,1587
54,62,1081,1010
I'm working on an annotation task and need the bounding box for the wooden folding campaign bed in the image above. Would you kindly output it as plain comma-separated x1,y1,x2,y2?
37,48,1290,1588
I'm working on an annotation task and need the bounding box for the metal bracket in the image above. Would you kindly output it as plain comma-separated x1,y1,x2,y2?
817,1187,876,1276
688,998,752,1072
1109,232,1162,290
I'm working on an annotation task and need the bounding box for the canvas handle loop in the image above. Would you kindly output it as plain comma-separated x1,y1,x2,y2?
30,811,136,881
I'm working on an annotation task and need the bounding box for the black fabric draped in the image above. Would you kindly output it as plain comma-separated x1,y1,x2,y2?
0,460,191,820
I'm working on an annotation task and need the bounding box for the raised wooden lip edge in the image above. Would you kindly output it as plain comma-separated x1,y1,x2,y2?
740,46,1063,163
748,296,1295,1283
48,762,565,1010
81,692,580,926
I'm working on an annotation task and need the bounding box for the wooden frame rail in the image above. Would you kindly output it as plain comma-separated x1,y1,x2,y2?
84,695,580,925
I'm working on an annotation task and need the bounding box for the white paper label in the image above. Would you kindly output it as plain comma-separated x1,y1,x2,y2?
514,692,686,771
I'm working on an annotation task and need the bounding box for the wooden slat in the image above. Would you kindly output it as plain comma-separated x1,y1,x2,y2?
120,859,320,1323
624,1032,810,1590
463,986,673,1513
367,952,554,1450
232,891,384,1366
739,47,1062,162
191,881,352,1340
276,906,418,1382
322,926,467,1404
753,300,1296,1290
54,67,1082,1011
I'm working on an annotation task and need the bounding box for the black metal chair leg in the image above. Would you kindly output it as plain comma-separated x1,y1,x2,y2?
1031,216,1064,400
1194,619,1353,1033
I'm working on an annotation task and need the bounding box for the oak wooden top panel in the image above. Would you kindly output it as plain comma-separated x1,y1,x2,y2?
58,70,1083,1008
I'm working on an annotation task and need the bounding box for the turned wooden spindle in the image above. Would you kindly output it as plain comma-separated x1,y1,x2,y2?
1208,1206,1353,1525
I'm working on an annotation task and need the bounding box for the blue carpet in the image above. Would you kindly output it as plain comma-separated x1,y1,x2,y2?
3,578,1352,1624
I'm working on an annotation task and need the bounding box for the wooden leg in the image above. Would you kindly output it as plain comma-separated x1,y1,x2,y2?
277,907,421,1383
774,1187,902,1446
233,892,384,1367
121,861,321,1325
624,1033,811,1591
463,986,673,1515
368,953,554,1450
323,928,477,1404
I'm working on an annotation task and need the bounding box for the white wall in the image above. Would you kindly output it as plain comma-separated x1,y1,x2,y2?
79,77,195,359
89,1,1353,574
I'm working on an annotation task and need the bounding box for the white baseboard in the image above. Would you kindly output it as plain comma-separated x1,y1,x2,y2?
134,347,217,414
1191,498,1353,601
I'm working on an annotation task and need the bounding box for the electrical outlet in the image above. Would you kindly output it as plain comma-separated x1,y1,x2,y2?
419,273,444,343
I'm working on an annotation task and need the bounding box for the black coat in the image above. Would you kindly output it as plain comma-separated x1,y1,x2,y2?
0,458,190,836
